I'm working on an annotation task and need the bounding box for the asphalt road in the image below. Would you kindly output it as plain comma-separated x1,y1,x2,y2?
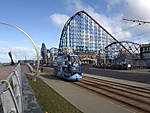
82,65,150,84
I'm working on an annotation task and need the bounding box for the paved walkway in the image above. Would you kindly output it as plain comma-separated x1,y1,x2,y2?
39,74,131,113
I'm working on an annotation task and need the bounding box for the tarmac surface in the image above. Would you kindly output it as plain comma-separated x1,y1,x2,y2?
40,74,131,113
82,66,150,84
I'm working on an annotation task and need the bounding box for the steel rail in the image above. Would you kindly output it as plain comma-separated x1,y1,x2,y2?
73,76,150,113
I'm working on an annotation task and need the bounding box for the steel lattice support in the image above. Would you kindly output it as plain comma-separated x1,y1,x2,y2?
105,41,140,59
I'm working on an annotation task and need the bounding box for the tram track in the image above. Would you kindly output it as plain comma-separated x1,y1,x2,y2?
73,76,150,113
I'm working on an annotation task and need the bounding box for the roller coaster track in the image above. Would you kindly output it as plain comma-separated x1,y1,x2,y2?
59,11,132,55
73,76,150,113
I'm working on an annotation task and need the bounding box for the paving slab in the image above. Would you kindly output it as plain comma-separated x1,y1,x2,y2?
39,74,131,113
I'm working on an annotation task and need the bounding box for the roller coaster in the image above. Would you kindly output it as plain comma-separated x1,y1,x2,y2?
58,10,133,55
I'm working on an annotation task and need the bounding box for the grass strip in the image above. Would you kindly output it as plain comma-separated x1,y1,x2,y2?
26,75,83,113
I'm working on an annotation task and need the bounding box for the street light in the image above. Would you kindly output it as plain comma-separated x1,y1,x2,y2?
0,22,40,81
100,50,106,70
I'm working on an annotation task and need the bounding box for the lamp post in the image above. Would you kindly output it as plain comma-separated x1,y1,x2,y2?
103,49,106,70
104,40,106,70
0,22,40,81
100,50,106,70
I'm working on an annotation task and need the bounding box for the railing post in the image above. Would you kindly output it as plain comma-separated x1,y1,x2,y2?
0,80,19,113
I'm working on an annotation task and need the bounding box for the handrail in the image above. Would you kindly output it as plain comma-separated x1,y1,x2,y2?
0,64,23,113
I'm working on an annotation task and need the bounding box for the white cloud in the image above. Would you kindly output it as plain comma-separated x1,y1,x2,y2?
0,47,37,62
50,14,69,28
107,0,121,11
124,0,150,20
123,0,150,40
65,0,83,11
51,0,85,25
0,47,10,54
106,0,150,42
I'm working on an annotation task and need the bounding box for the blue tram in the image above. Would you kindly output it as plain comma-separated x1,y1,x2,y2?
54,54,82,81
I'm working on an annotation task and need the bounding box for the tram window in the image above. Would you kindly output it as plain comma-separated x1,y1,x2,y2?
63,67,71,73
71,56,75,63
57,65,60,71
63,67,68,73
68,66,71,73
70,56,80,63
75,57,78,63
65,61,67,65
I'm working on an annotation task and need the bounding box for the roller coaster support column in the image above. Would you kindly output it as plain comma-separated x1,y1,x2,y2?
0,22,40,81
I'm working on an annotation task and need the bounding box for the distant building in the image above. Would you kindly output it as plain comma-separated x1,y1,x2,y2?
140,43,150,59
74,51,97,64
18,60,34,64
41,43,47,64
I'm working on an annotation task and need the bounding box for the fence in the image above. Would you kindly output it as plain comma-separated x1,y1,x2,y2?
0,64,23,113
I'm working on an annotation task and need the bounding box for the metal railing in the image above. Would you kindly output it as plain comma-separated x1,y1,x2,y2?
0,64,23,113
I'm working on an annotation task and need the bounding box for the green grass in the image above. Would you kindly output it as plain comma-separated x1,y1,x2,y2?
26,75,83,113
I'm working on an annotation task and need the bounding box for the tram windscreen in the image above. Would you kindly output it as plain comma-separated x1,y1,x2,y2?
69,56,80,64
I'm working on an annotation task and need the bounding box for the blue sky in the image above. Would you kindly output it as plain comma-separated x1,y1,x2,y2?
0,0,150,62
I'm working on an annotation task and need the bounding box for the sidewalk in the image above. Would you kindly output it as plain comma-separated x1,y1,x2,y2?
39,74,131,113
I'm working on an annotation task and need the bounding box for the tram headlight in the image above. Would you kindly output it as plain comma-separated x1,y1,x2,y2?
76,67,80,72
72,67,76,71
73,63,79,66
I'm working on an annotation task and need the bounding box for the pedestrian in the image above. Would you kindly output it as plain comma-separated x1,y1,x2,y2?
128,63,131,70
